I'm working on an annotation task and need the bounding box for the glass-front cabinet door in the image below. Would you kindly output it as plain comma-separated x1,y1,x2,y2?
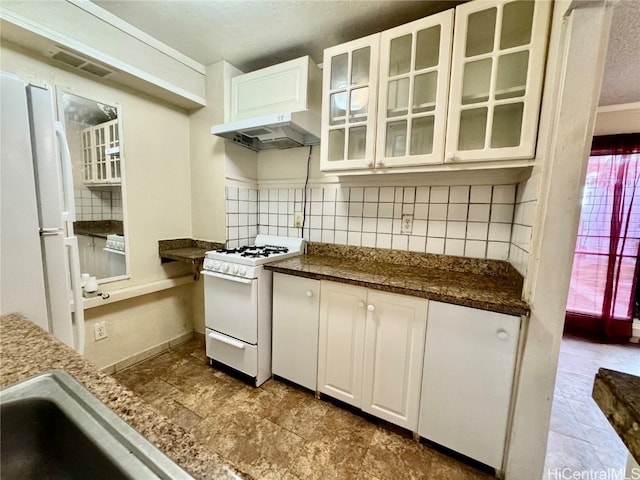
445,0,551,163
105,119,121,182
376,10,454,168
320,34,380,171
80,119,122,185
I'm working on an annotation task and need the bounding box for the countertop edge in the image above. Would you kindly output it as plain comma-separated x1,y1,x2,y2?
266,260,528,317
592,368,640,464
0,313,252,480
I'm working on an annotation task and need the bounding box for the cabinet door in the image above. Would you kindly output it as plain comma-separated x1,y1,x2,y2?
362,290,427,430
317,281,367,406
418,301,521,470
76,234,94,275
93,124,109,183
92,236,108,279
445,0,551,163
81,127,94,183
376,10,454,168
320,34,380,171
231,56,320,121
272,273,320,391
105,119,121,183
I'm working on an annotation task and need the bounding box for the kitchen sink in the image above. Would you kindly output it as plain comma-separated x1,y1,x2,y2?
0,370,193,479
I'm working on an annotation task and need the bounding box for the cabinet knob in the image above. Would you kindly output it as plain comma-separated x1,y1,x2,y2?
358,301,366,308
367,304,375,312
375,160,384,168
305,290,313,297
497,329,509,340
445,152,455,162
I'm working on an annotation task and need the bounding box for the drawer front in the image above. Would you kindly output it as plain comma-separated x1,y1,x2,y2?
205,328,257,377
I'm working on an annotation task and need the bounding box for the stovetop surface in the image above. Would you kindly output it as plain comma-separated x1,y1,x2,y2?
205,235,305,267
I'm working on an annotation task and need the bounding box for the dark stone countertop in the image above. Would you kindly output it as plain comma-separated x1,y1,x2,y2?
74,220,124,239
265,243,528,316
159,238,224,265
0,313,251,480
592,368,640,463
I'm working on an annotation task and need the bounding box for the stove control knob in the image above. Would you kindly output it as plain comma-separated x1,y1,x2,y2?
232,265,239,274
239,266,247,276
213,261,220,270
221,263,229,272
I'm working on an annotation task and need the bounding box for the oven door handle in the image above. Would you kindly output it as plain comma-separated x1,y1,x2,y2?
208,331,245,349
200,270,254,284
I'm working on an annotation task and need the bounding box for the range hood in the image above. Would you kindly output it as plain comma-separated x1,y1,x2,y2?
211,110,320,151
211,56,322,152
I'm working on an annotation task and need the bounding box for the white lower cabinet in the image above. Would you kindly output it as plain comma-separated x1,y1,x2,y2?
361,290,428,430
317,282,367,406
317,281,428,430
418,301,521,471
271,273,320,390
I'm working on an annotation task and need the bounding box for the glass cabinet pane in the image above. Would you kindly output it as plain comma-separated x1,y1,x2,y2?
415,26,441,70
496,51,529,100
349,87,369,122
389,34,412,76
348,126,367,159
387,78,409,118
458,108,488,150
413,72,437,113
462,58,492,104
351,47,371,85
491,103,524,147
385,120,407,157
328,129,345,161
410,116,435,155
501,1,534,49
330,92,347,125
465,8,496,57
330,53,348,89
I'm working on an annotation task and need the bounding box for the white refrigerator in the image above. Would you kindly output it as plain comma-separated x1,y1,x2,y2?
1,72,85,353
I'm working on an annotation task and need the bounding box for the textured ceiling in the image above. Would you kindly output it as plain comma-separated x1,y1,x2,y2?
92,0,640,106
599,0,640,106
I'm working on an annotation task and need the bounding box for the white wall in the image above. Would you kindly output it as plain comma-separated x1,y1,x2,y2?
594,103,640,135
1,41,196,367
505,2,614,478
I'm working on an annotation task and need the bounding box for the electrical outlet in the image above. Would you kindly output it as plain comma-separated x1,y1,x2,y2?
94,321,108,341
294,211,303,228
401,214,413,234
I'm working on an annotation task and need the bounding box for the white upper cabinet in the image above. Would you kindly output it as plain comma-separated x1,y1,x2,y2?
81,119,121,186
230,56,321,121
376,10,454,168
445,0,551,163
320,0,551,174
321,34,380,171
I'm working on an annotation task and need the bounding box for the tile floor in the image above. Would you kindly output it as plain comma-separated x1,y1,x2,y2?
113,339,493,480
543,333,639,478
113,333,639,480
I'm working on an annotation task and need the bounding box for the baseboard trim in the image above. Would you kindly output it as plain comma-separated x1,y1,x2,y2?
100,331,194,374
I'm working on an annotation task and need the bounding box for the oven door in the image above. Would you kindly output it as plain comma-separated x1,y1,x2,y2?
203,270,258,344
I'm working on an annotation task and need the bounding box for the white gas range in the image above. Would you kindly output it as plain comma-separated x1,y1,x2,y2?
201,235,305,386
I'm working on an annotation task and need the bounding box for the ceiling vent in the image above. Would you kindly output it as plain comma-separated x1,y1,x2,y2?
50,47,114,78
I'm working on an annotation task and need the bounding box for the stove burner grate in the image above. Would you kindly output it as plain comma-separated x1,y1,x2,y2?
216,244,289,258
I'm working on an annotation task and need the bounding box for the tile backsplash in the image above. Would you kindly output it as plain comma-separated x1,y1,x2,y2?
74,188,123,221
226,183,524,261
